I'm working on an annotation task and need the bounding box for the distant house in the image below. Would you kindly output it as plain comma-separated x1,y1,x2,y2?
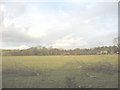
100,50,108,54
116,51,119,54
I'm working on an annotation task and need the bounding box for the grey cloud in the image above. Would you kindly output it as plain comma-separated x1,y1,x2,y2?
2,23,44,48
0,11,4,24
8,3,26,17
1,2,118,49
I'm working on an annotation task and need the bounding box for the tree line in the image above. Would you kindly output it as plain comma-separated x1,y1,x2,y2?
2,45,119,56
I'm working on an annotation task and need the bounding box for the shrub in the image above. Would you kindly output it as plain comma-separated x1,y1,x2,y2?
65,77,78,88
83,61,118,74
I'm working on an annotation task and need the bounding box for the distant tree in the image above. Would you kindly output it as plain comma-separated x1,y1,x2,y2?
3,45,118,56
113,37,120,53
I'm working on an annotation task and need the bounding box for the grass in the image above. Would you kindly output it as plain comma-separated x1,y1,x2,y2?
2,55,118,88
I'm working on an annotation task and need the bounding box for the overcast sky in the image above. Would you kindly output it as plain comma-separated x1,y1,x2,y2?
0,1,118,49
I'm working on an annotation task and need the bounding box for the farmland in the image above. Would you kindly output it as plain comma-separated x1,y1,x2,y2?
2,55,118,88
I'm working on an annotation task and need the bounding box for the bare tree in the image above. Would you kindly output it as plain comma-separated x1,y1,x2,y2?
113,37,120,53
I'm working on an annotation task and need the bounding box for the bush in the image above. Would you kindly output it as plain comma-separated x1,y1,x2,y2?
83,61,117,74
65,77,78,88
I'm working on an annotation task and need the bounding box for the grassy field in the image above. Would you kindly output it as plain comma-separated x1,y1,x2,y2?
2,55,118,88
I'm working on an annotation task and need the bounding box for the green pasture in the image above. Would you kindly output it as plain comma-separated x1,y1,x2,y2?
2,55,118,88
